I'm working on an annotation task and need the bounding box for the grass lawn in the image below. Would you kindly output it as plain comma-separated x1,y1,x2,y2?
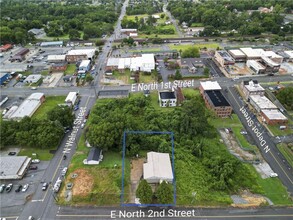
33,96,66,120
169,43,220,51
113,69,135,84
64,64,76,75
268,124,293,136
125,14,148,21
191,22,204,27
129,48,162,52
139,33,179,38
277,143,293,168
182,88,199,99
18,147,55,161
41,70,49,76
21,70,33,76
246,164,293,205
139,72,156,83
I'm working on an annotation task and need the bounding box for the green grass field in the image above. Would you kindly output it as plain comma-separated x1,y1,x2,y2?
277,143,293,168
268,124,293,136
182,88,200,99
65,64,76,75
33,96,66,120
18,147,55,160
169,43,220,51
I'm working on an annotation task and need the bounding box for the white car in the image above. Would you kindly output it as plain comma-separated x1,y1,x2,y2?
61,167,68,176
269,173,278,178
81,123,85,129
22,184,29,192
31,159,40,164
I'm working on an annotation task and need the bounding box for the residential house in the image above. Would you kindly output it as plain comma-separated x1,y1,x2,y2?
83,148,103,165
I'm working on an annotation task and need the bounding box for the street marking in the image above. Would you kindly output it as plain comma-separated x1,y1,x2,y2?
31,199,44,202
227,87,241,109
269,151,293,184
1,216,19,219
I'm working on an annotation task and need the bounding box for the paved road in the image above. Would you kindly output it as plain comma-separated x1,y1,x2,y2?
163,1,183,38
224,86,293,195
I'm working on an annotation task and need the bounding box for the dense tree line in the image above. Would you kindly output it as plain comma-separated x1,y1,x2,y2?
87,94,257,192
167,0,293,37
276,87,293,111
126,0,163,15
0,105,74,149
0,1,119,44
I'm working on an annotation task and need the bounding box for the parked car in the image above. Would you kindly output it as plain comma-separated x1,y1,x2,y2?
29,165,38,170
28,216,35,220
8,152,16,156
81,123,85,129
66,182,73,190
15,185,22,192
31,87,37,90
73,106,79,111
270,173,278,177
5,183,13,193
0,184,6,193
85,110,90,119
22,184,29,192
42,182,48,191
31,159,40,164
61,167,68,176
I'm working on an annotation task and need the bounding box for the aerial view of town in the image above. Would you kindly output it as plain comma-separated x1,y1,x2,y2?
0,0,293,219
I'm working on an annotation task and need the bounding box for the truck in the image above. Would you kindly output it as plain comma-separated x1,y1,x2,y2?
53,177,62,193
65,92,78,106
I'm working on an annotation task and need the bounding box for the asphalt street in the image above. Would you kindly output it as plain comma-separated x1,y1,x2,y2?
224,86,293,194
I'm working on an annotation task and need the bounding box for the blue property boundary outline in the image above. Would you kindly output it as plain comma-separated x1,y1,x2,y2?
121,130,176,207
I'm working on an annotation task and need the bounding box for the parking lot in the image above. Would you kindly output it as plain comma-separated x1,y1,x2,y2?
0,149,49,209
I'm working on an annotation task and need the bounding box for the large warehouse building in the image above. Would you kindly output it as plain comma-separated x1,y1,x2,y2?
0,156,31,180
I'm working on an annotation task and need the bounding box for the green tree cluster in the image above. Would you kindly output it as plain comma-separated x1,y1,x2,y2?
276,87,293,111
181,47,200,58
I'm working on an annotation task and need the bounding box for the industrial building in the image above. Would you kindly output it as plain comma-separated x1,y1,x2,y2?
0,156,31,180
259,56,280,73
40,41,63,47
254,49,284,63
158,91,177,107
241,80,265,100
284,51,293,62
203,90,232,117
246,60,266,74
9,93,45,120
143,152,173,184
106,54,155,72
240,48,261,60
0,72,10,85
66,49,96,63
214,50,235,67
261,109,288,125
23,74,42,84
228,49,246,62
47,55,66,63
249,95,278,112
10,48,29,62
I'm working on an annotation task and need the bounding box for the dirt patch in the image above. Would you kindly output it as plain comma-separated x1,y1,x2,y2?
232,191,268,207
71,169,94,196
130,158,145,203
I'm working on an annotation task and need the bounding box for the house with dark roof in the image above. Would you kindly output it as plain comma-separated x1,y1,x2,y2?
158,91,177,107
83,148,103,165
203,90,232,117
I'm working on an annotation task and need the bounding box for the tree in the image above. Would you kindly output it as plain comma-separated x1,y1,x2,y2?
156,181,173,204
95,40,104,46
181,47,200,58
276,87,293,110
174,69,183,80
47,105,75,128
204,67,210,76
68,29,81,40
85,74,94,83
136,180,153,204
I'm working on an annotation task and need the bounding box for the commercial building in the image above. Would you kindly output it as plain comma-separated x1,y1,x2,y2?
9,93,45,120
78,60,91,74
83,148,103,165
23,74,42,84
143,152,173,184
0,72,10,85
158,91,177,107
284,51,293,62
121,29,137,36
66,49,96,63
10,48,29,62
241,80,265,100
47,55,66,63
50,63,67,72
0,44,13,52
0,156,31,180
65,92,78,106
261,109,288,125
259,56,280,73
249,95,278,112
246,60,266,74
228,49,246,62
254,49,284,63
40,41,63,47
240,48,261,60
214,50,235,67
106,54,155,73
203,90,232,117
199,81,221,95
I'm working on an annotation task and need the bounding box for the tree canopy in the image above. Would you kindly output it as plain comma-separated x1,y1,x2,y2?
136,180,153,204
276,87,293,111
156,181,173,204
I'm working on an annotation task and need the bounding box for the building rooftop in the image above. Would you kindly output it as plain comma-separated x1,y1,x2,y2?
243,80,265,92
107,58,120,66
87,148,102,161
205,90,230,107
143,152,173,183
67,49,95,58
200,81,222,91
261,56,280,67
247,60,265,70
262,109,287,120
24,74,42,83
240,48,261,58
47,55,66,61
284,51,293,58
159,91,176,99
79,60,91,67
217,50,235,62
228,49,246,57
40,41,63,46
250,95,277,109
0,156,31,179
0,72,9,78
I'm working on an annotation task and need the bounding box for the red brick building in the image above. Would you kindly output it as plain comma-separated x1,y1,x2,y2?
0,44,13,52
261,109,288,125
203,90,232,117
50,63,67,72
